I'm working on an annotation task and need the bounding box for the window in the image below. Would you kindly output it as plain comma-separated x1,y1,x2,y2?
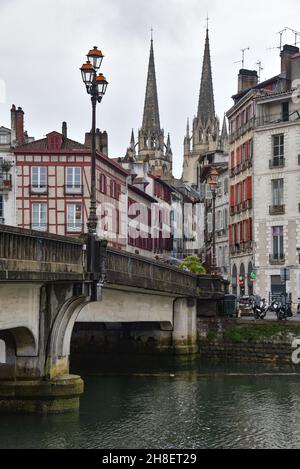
67,204,82,232
272,179,284,206
0,195,3,223
66,167,81,193
207,212,213,233
100,174,107,194
110,179,117,199
32,203,47,231
31,167,47,193
282,102,289,122
224,178,229,195
272,226,284,260
224,208,228,229
273,135,284,166
0,135,9,145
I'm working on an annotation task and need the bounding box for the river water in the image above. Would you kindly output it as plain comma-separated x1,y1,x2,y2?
1,358,300,449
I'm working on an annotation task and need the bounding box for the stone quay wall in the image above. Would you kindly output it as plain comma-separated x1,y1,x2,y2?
198,318,300,367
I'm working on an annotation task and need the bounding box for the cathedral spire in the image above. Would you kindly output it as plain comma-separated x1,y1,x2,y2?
221,115,228,140
142,36,161,134
197,26,215,125
130,129,135,150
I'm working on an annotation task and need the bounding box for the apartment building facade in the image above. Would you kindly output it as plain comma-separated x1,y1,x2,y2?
253,57,300,305
227,44,299,297
0,105,34,226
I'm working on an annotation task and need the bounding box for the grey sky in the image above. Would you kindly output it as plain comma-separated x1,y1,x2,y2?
1,0,300,177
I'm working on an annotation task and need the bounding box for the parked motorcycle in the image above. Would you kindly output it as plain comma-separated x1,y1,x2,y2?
251,296,268,320
269,296,293,321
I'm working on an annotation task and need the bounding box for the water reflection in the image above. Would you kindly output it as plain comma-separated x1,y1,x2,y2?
1,358,300,449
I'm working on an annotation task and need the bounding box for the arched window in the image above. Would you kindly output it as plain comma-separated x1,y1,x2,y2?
0,339,6,364
248,262,254,296
232,264,237,295
240,263,246,297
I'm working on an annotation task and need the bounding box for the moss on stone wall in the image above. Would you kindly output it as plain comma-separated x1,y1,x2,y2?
224,325,300,344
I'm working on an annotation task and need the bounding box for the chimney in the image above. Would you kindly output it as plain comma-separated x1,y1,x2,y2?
84,131,92,149
95,128,101,152
100,130,108,156
15,107,25,145
281,44,299,81
10,104,17,145
62,121,67,139
238,69,258,93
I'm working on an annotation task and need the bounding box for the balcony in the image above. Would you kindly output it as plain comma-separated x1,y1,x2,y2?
243,199,253,211
269,205,285,216
269,158,285,169
66,223,84,234
229,118,255,144
216,228,226,237
230,206,235,216
0,175,12,192
30,185,48,195
64,185,83,196
269,254,285,265
256,111,300,129
31,223,48,232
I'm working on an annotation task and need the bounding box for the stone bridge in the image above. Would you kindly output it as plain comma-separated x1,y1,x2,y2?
0,225,226,413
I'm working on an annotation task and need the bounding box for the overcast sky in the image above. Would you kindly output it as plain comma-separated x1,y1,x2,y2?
1,0,300,177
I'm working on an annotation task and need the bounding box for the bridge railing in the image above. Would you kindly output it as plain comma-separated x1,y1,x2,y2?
0,225,83,280
106,248,225,298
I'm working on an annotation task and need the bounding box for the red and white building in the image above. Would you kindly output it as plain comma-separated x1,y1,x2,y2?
13,123,173,258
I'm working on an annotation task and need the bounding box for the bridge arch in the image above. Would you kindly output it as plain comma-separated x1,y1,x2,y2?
0,339,5,364
0,330,17,379
47,296,89,378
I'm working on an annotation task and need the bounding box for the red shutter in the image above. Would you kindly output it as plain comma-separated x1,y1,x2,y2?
240,222,243,243
230,151,235,169
245,220,249,241
235,184,239,205
245,141,249,160
249,218,253,240
246,177,252,200
230,186,235,207
239,183,243,204
229,225,232,245
237,146,240,165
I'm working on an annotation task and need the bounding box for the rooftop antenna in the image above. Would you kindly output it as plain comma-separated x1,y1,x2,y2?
256,61,264,83
267,28,287,52
284,27,300,46
234,47,250,68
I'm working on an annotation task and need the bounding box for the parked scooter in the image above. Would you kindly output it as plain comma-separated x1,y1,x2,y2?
269,296,293,321
251,295,268,320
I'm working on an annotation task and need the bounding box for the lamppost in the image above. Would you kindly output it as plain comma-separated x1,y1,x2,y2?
80,47,108,300
207,168,219,275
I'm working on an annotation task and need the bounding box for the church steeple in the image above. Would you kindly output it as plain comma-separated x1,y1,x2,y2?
197,27,215,125
142,37,161,134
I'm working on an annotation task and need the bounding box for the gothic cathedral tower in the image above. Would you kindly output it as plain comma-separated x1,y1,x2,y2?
182,27,228,185
125,36,173,180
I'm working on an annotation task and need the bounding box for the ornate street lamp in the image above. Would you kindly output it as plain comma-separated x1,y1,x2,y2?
207,168,219,275
80,47,108,301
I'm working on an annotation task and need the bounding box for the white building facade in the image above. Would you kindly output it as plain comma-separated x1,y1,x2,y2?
253,87,300,307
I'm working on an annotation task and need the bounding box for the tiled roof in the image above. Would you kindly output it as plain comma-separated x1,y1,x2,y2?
14,135,87,152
